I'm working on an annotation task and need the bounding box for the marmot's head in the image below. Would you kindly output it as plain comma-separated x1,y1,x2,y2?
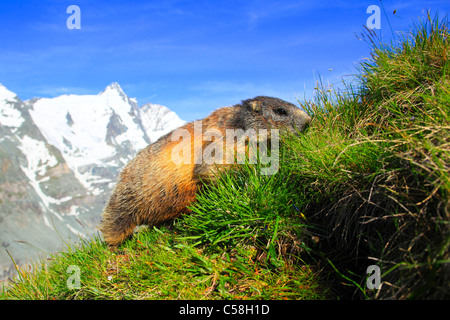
236,96,311,134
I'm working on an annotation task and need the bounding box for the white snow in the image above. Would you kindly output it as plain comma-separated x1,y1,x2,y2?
67,205,80,217
65,223,86,238
0,84,24,129
18,135,72,211
18,135,58,176
100,84,149,151
0,84,17,101
30,94,117,168
42,210,52,228
139,103,185,142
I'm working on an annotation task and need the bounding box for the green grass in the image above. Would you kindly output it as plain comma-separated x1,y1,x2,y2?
0,228,325,300
1,12,449,300
287,11,450,299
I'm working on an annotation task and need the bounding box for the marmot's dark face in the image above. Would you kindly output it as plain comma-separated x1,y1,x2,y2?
243,96,311,133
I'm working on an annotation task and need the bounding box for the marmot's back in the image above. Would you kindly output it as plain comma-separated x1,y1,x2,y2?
99,96,311,246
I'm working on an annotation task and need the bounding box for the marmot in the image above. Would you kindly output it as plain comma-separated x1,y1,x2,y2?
99,96,311,246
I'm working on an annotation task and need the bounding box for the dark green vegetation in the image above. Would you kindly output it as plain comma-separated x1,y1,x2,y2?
1,13,448,299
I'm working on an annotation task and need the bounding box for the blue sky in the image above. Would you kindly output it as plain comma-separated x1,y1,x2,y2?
0,1,448,121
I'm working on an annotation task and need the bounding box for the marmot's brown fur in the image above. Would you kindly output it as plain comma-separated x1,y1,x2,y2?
99,96,311,246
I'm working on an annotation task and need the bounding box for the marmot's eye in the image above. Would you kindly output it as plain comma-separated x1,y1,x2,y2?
274,108,288,116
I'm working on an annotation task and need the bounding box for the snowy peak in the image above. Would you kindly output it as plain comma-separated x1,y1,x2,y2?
139,103,186,142
100,82,125,95
0,84,24,129
0,83,18,102
99,82,132,105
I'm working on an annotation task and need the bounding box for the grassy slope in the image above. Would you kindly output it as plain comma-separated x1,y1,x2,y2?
1,13,449,300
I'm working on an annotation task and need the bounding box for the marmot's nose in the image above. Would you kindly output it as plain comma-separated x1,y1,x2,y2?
304,114,312,124
295,109,311,130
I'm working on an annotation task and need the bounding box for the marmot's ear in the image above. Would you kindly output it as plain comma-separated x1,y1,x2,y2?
249,101,261,112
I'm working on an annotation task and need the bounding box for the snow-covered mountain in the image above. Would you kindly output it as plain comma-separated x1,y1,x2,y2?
139,103,186,143
29,83,149,196
0,82,185,280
